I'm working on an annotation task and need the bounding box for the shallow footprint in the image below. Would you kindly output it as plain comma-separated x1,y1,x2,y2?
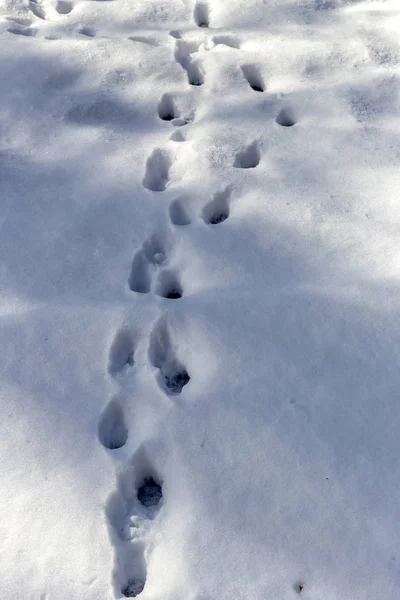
108,327,135,377
8,26,36,36
142,148,172,192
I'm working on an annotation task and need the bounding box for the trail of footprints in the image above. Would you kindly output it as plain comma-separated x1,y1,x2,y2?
96,3,300,599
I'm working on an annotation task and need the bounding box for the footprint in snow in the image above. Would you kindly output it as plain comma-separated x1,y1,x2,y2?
276,107,297,127
142,148,173,192
149,317,190,396
106,447,163,597
174,39,204,87
55,0,73,14
234,141,260,169
241,64,265,92
154,269,183,300
213,35,241,49
194,2,209,28
169,196,192,226
202,186,232,225
98,396,128,450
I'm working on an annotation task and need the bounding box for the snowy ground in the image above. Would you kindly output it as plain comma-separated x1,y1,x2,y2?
1,0,400,599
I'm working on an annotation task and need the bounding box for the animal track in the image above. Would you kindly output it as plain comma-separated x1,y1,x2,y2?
98,397,128,450
108,328,135,377
169,197,191,226
129,250,151,294
79,26,96,37
55,0,73,14
29,0,46,20
143,234,167,266
213,35,241,49
149,318,190,395
276,107,297,127
174,40,204,87
155,269,183,300
234,141,260,169
158,93,178,121
7,25,36,36
142,148,172,192
241,64,265,92
106,447,163,598
202,186,232,225
129,36,158,46
194,2,209,28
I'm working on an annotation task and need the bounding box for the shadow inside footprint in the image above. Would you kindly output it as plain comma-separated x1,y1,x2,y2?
234,141,260,169
174,41,204,87
56,0,73,14
202,186,232,225
108,328,135,376
156,270,183,300
98,398,128,450
169,197,191,225
128,249,151,293
8,26,35,36
194,2,209,27
158,93,177,121
149,318,190,395
142,148,172,192
137,477,162,507
122,579,146,598
276,107,297,127
241,64,265,92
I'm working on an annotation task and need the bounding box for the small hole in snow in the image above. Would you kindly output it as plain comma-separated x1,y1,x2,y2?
165,370,190,394
210,212,228,225
137,477,162,507
121,579,146,598
165,289,182,299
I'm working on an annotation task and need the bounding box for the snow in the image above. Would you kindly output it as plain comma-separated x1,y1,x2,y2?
0,0,400,599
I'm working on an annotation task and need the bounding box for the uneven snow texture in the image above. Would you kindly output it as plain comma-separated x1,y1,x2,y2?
1,0,400,599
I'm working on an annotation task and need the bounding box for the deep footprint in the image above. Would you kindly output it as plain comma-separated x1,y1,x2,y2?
149,318,190,395
158,93,178,121
234,141,260,169
98,398,128,450
194,2,209,27
276,107,297,127
174,40,204,87
202,186,232,224
155,270,183,300
137,477,162,507
241,64,265,92
122,579,146,598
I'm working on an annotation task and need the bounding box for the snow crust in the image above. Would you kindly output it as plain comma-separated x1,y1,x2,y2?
1,0,400,599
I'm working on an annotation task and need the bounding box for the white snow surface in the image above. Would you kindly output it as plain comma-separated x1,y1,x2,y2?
1,0,400,599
